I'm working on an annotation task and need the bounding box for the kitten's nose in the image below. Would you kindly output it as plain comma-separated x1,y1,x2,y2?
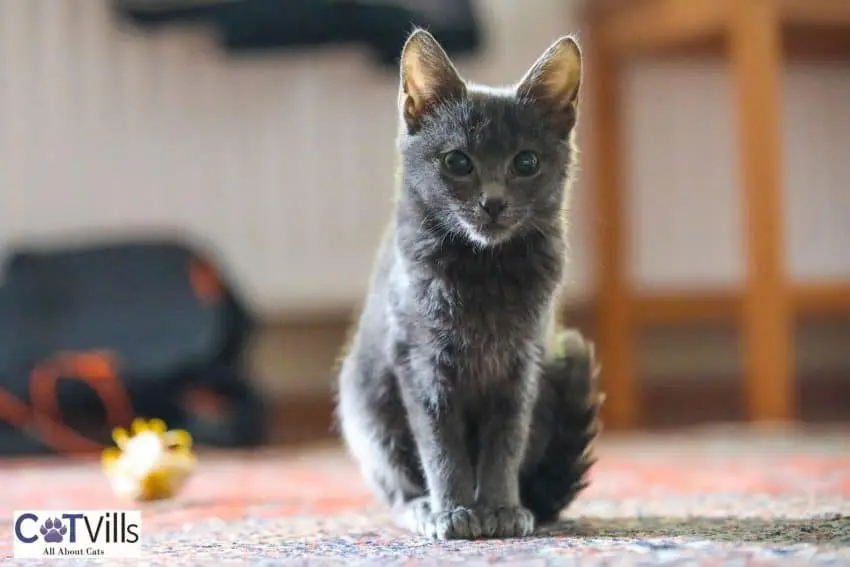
479,197,506,220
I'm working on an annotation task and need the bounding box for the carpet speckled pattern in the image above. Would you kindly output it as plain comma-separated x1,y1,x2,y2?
1,425,849,565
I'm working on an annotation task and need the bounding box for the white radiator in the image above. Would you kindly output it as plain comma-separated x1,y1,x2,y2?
0,0,403,314
1,0,848,317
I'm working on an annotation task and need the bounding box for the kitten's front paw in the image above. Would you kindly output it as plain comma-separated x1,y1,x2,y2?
478,505,535,538
417,506,483,540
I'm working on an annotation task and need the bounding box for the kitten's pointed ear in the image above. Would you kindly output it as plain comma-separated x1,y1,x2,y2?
516,36,583,136
400,29,465,132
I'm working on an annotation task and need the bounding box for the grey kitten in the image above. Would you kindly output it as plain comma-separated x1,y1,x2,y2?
336,29,602,541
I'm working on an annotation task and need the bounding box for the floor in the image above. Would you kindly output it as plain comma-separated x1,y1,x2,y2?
1,425,848,565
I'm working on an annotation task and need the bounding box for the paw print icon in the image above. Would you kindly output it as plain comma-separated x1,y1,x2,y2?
40,518,67,543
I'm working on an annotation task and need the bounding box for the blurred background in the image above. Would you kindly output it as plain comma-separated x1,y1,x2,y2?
0,0,848,457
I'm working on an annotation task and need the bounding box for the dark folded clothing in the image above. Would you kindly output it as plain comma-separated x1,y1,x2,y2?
112,0,483,67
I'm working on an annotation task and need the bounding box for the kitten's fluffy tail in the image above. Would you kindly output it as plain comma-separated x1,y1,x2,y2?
520,330,604,525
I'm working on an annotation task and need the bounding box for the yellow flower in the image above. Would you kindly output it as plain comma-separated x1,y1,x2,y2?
101,418,197,501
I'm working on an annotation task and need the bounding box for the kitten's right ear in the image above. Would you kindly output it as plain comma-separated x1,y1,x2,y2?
400,29,465,132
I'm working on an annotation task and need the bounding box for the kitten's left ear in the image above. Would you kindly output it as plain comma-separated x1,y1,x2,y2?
516,36,583,135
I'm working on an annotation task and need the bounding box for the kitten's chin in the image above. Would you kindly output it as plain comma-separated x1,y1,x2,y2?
458,218,517,247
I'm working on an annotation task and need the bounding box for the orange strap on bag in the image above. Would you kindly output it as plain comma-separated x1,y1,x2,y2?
0,351,134,459
0,257,221,458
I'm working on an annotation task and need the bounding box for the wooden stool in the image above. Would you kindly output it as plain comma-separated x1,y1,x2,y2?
580,0,850,430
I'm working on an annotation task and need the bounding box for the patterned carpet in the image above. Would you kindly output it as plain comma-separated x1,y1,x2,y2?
1,425,849,565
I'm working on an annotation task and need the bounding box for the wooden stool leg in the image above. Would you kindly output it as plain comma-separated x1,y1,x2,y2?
729,0,795,422
587,38,639,430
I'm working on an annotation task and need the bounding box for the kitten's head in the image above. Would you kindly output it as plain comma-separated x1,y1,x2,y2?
397,29,582,246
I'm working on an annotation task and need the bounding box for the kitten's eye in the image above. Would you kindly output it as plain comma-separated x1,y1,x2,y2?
442,150,474,177
512,151,540,177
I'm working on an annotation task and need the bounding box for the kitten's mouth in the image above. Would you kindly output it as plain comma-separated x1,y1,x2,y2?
455,211,518,246
473,219,517,243
480,220,509,232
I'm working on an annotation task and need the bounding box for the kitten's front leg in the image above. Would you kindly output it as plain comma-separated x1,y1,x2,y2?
474,376,537,538
397,366,482,540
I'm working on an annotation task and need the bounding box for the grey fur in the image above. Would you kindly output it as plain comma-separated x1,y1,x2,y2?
336,30,600,540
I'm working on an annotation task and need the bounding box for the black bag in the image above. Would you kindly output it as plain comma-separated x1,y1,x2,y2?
0,237,265,456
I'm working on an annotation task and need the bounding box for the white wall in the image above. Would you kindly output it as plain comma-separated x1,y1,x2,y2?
1,0,849,320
